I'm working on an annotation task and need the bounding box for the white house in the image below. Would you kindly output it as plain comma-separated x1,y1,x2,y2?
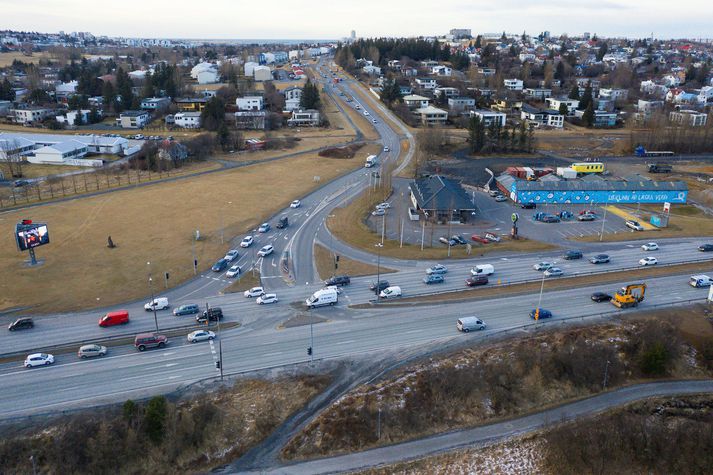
524,88,552,100
236,96,264,111
447,97,476,112
598,88,629,101
196,69,219,84
287,109,320,127
174,112,202,128
432,65,452,76
253,66,272,82
403,94,431,109
117,110,150,129
414,106,448,126
283,87,302,111
662,75,682,87
698,86,713,104
468,109,507,127
55,80,78,100
244,61,259,77
55,109,92,126
362,65,382,75
545,98,579,115
414,78,438,90
521,104,564,128
504,79,524,91
14,108,53,125
670,110,708,127
434,87,459,98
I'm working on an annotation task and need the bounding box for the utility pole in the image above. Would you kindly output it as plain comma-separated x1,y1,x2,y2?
420,218,425,251
381,213,385,245
599,198,609,242
147,262,159,333
375,243,382,302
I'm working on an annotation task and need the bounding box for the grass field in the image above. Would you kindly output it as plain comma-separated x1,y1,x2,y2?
313,243,394,280
0,51,53,67
0,153,362,313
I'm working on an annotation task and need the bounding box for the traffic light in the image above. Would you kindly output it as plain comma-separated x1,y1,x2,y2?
165,272,169,280
335,255,340,262
307,347,313,356
535,308,540,321
215,361,221,369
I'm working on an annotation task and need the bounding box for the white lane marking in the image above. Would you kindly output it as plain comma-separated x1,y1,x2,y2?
165,363,178,367
405,329,421,334
337,340,356,345
263,351,283,357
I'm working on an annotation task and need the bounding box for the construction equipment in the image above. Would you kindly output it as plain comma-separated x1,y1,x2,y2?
611,283,647,308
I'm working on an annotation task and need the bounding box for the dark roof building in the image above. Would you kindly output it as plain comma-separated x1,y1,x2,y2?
410,175,476,222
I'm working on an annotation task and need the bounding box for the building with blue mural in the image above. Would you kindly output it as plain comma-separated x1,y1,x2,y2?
495,174,688,205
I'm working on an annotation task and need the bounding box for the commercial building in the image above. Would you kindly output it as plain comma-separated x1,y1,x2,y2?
669,109,708,127
410,175,476,223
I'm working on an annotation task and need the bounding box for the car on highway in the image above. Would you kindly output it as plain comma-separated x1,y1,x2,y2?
372,208,386,216
484,233,501,243
590,254,610,264
699,244,713,252
24,353,54,368
383,146,390,152
577,213,596,221
226,265,241,278
465,275,489,287
144,297,169,311
639,256,658,266
533,261,554,271
494,195,508,202
173,304,200,316
187,330,215,343
78,344,107,359
641,242,659,251
520,202,536,209
563,250,583,260
457,317,486,333
423,274,445,284
224,249,239,262
211,258,229,272
541,214,561,223
372,119,378,124
591,292,612,302
471,234,490,244
257,245,274,257
625,220,644,231
364,111,370,116
544,267,564,277
196,307,223,323
379,286,402,299
325,275,351,286
8,317,33,331
134,333,168,351
369,281,390,293
244,287,265,298
240,235,254,248
290,200,301,208
258,223,271,233
256,293,279,305
426,264,448,275
529,308,553,320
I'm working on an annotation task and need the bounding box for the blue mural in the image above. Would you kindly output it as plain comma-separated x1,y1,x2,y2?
515,189,687,205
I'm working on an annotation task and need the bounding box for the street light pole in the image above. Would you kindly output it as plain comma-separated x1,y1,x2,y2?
537,261,554,312
599,198,609,242
147,269,159,333
375,243,382,301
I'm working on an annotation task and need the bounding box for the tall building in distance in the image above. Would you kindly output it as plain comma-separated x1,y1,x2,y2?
449,28,472,39
350,30,356,40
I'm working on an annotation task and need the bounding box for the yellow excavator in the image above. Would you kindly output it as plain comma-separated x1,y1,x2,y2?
611,283,646,308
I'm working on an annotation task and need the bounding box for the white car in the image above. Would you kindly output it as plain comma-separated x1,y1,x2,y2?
641,242,659,251
533,262,553,271
256,293,279,305
626,220,644,231
24,353,54,368
244,286,265,298
544,267,564,277
226,265,241,278
240,236,254,248
639,256,658,266
383,146,390,152
372,119,378,124
144,297,169,311
257,245,274,257
364,111,370,116
376,202,391,210
224,249,239,262
290,200,301,208
187,330,215,343
372,208,385,216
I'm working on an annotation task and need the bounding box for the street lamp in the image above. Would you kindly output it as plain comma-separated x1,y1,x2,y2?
328,214,336,276
375,243,383,301
147,261,159,333
536,261,555,315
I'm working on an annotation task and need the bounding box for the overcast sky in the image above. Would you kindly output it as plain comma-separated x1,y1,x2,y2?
2,0,712,40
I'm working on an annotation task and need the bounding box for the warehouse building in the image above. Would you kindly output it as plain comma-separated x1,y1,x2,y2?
495,173,688,205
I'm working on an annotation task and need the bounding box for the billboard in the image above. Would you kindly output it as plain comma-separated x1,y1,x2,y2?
15,221,50,251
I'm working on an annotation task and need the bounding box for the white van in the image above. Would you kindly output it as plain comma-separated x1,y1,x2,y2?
144,297,169,311
689,275,713,288
379,286,402,299
364,155,377,168
457,316,486,333
470,264,495,276
306,288,338,308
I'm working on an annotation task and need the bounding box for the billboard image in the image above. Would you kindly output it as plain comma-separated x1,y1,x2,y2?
16,222,50,251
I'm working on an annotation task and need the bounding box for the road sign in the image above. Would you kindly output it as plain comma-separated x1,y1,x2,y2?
511,213,519,223
663,202,671,213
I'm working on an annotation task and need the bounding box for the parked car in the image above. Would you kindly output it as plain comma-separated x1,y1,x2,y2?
13,180,30,187
533,261,554,271
196,307,223,323
590,254,610,264
134,333,168,351
369,281,390,294
542,215,561,223
325,275,351,286
290,200,301,208
256,293,279,305
78,344,107,358
577,213,596,221
484,233,501,243
187,330,215,343
641,242,659,251
240,235,254,248
144,297,169,311
372,208,385,216
8,317,33,331
257,245,274,257
494,195,508,202
639,256,658,266
563,250,583,260
24,353,54,368
626,220,644,231
488,189,501,197
439,236,457,246
591,292,612,302
520,202,536,209
544,267,564,277
212,258,229,272
375,202,391,210
699,244,713,252
471,234,490,244
224,249,239,262
426,264,448,275
465,275,489,287
452,235,468,245
244,287,265,298
173,304,200,316
423,274,445,284
258,223,271,233
529,308,553,319
226,265,241,278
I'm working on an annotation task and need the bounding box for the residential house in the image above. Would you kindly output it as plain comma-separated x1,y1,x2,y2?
575,78,600,93
387,60,402,70
468,109,507,127
520,104,564,128
545,97,579,115
362,65,381,75
283,86,302,111
420,60,439,68
117,110,150,129
409,174,476,223
432,65,452,76
504,79,524,91
402,67,418,77
55,109,92,126
236,96,264,111
140,97,171,110
0,100,11,116
519,53,536,62
398,86,413,96
670,110,708,127
524,88,552,100
434,87,459,98
414,78,438,90
574,109,617,127
414,105,448,126
191,62,220,84
662,74,682,87
698,86,713,104
635,100,664,122
14,108,53,124
477,68,496,77
492,99,523,112
244,61,259,77
253,66,272,82
174,97,208,112
287,109,320,127
598,88,629,102
448,97,476,113
234,111,267,129
174,112,202,128
403,94,431,109
54,80,78,100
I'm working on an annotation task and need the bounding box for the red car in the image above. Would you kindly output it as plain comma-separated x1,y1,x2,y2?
471,234,489,244
579,209,596,216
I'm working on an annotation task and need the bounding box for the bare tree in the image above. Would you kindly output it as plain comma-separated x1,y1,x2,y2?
0,138,25,178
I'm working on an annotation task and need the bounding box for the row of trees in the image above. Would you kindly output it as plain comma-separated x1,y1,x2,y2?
468,116,536,153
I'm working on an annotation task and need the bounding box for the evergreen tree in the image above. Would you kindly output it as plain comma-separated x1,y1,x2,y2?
568,84,580,100
299,79,321,110
141,71,154,98
578,82,593,110
102,80,115,112
200,96,226,131
558,103,569,116
555,61,566,81
468,116,486,153
115,68,133,108
380,78,402,105
143,396,167,445
582,101,595,127
0,78,16,101
596,42,609,61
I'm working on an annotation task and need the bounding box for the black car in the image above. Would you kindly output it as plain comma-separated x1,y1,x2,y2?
529,308,553,319
465,275,489,287
325,275,351,286
369,281,390,294
276,216,289,229
520,202,536,209
8,317,34,331
542,215,561,223
13,180,30,187
196,307,223,323
173,304,200,316
563,250,583,260
211,258,229,272
451,235,467,245
699,244,713,252
591,292,612,302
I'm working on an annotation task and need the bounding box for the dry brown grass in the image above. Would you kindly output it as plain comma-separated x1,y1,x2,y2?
222,271,262,294
313,244,395,280
0,153,362,313
0,51,53,67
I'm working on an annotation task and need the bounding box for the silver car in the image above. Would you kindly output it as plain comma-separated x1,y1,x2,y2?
78,344,108,359
187,330,216,343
